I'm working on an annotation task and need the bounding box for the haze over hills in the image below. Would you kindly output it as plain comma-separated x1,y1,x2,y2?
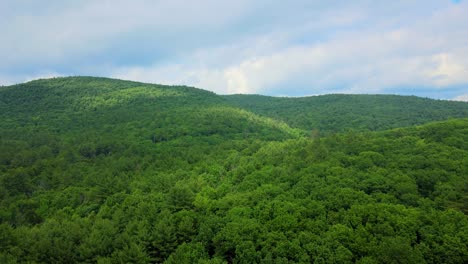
0,77,467,263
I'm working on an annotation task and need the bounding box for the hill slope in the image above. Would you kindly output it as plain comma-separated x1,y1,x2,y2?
224,94,468,133
0,77,298,141
0,77,467,263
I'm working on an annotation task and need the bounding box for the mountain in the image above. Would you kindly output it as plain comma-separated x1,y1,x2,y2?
224,93,468,133
0,77,301,171
0,77,298,140
0,77,467,263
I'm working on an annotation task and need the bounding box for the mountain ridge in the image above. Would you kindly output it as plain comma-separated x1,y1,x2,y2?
2,76,467,134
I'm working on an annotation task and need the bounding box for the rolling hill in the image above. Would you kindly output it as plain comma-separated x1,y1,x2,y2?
0,77,467,263
224,93,468,133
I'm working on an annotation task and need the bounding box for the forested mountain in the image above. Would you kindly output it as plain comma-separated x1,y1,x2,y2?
0,77,298,141
0,77,467,263
224,94,468,133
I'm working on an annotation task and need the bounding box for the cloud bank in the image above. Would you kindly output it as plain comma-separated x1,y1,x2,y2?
1,0,467,99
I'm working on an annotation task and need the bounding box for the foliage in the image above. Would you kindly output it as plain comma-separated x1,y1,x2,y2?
223,94,468,133
0,77,467,263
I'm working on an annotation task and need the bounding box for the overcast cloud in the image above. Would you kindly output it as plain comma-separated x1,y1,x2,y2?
1,0,467,100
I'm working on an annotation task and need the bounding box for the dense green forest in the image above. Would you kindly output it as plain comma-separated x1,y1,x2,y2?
0,77,467,263
224,94,468,133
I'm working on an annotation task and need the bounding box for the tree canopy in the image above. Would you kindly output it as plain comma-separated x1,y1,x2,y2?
1,77,467,263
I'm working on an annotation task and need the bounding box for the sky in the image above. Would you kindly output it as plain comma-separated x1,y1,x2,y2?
1,0,468,100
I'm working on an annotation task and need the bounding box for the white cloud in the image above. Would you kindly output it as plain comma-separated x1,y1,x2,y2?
0,0,255,69
429,53,468,86
2,1,468,97
108,1,468,95
452,94,468,102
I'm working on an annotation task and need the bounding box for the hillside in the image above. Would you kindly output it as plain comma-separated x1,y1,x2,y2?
223,94,468,133
0,77,467,263
0,77,298,140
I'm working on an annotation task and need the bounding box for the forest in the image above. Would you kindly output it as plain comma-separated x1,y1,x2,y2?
0,77,467,263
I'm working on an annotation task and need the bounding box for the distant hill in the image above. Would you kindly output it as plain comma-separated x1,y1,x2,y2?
0,77,299,143
0,76,301,181
2,77,466,138
223,94,468,133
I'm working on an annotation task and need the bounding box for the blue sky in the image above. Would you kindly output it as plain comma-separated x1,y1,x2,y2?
1,0,467,101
